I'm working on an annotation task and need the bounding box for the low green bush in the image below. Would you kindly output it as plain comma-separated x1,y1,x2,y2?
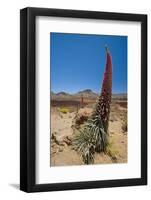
58,107,69,114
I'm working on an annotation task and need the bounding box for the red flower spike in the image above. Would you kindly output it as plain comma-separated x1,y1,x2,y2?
96,46,112,132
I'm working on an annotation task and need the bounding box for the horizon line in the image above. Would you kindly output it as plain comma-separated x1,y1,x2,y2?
51,90,127,95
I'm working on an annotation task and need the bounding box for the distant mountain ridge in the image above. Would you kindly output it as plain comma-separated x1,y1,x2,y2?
51,89,127,100
56,91,70,96
74,89,98,98
77,89,95,94
51,89,97,97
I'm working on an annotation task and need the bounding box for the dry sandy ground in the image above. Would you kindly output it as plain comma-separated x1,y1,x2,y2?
50,103,127,166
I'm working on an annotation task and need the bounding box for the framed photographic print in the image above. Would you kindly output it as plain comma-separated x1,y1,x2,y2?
20,7,147,192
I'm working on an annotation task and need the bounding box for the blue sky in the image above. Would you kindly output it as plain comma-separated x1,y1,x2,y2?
50,32,127,94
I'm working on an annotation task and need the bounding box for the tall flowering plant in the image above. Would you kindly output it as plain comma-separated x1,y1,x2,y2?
74,47,112,164
95,46,112,133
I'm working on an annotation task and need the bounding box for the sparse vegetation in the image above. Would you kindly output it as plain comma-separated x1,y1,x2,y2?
73,108,92,128
106,141,119,162
122,116,127,133
58,107,69,114
50,99,128,166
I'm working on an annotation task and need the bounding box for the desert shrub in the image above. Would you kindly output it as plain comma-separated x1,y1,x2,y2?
75,115,88,127
73,108,92,128
122,117,127,132
58,107,69,114
106,142,118,162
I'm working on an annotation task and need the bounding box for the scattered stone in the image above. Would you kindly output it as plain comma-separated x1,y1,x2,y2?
51,147,58,154
51,132,57,139
58,148,63,152
111,155,118,162
51,132,60,145
51,143,56,147
63,136,72,146
59,142,66,146
110,114,117,122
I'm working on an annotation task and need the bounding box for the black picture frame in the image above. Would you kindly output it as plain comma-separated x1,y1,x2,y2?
20,7,147,192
